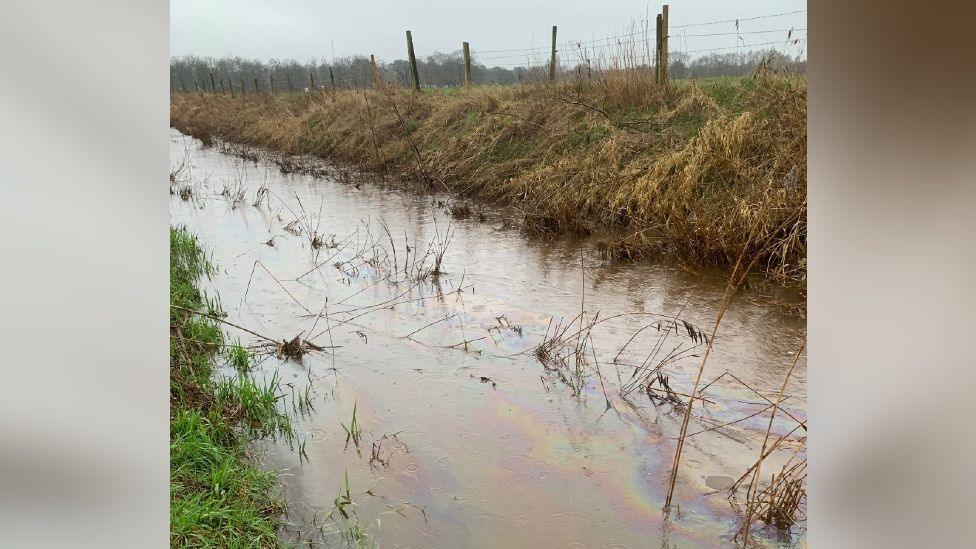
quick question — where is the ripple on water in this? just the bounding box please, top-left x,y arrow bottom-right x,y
306,428 -> 327,443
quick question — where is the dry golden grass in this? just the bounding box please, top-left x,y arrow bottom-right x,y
171,73 -> 806,284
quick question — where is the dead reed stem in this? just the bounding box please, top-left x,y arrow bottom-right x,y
701,370 -> 807,432
242,260 -> 313,314
663,229 -> 766,513
740,341 -> 806,546
170,304 -> 278,344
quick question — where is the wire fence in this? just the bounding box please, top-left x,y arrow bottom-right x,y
171,6 -> 807,92
469,8 -> 807,69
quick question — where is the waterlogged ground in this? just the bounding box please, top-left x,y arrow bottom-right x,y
170,128 -> 806,548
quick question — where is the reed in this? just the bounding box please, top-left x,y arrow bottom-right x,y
737,343 -> 806,545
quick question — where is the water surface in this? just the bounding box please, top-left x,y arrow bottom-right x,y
170,129 -> 806,548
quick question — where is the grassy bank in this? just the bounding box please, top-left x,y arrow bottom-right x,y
170,226 -> 291,547
171,73 -> 806,283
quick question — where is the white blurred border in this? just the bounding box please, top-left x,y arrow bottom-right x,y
810,2 -> 976,547
0,1 -> 168,547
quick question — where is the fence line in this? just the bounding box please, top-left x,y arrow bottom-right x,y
472,31 -> 807,69
673,39 -> 804,56
172,5 -> 806,93
670,9 -> 806,29
476,29 -> 807,61
471,8 -> 806,55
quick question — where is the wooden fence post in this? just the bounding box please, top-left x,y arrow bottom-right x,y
329,67 -> 336,93
662,4 -> 669,84
254,77 -> 260,93
286,74 -> 293,92
463,42 -> 472,86
370,54 -> 379,88
229,79 -> 235,97
406,30 -> 420,91
655,14 -> 662,83
210,71 -> 216,92
240,79 -> 245,95
549,25 -> 558,82
219,78 -> 225,93
310,71 -> 316,91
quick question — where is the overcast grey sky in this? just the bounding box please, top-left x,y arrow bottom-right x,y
171,0 -> 806,66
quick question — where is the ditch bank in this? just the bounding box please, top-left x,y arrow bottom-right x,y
170,75 -> 806,285
169,227 -> 293,547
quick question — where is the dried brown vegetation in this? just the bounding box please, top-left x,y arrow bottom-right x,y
171,73 -> 805,283
449,202 -> 472,220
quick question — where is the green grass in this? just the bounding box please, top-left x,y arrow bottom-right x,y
327,470 -> 377,548
330,469 -> 355,520
341,402 -> 362,450
170,409 -> 282,548
569,122 -> 609,149
215,372 -> 293,440
421,86 -> 463,97
227,341 -> 250,371
170,226 -> 292,548
340,520 -> 375,548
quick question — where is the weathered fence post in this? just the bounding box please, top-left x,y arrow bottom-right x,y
310,71 -> 316,91
406,30 -> 420,91
229,79 -> 235,97
210,71 -> 216,92
254,77 -> 260,93
329,67 -> 336,93
549,25 -> 558,82
462,42 -> 472,86
370,54 -> 379,88
655,13 -> 663,83
662,4 -> 669,84
286,74 -> 293,92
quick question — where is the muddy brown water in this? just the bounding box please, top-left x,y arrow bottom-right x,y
170,129 -> 806,548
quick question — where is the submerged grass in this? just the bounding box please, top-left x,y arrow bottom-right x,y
171,72 -> 806,284
341,401 -> 363,451
170,226 -> 292,548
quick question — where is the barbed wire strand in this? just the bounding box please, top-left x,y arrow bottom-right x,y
473,36 -> 806,68
473,29 -> 807,63
472,9 -> 806,55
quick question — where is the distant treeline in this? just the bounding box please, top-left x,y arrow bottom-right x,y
170,50 -> 805,91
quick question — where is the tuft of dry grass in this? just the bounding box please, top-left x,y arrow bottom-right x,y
449,202 -> 472,220
171,72 -> 806,284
